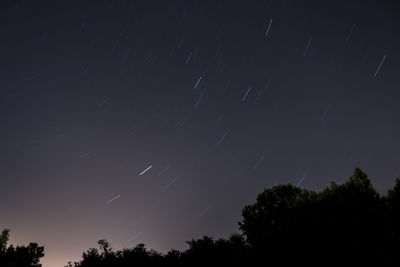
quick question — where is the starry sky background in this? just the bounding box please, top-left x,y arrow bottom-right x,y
1,0 -> 400,266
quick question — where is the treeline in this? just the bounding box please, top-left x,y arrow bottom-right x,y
1,167 -> 400,266
66,168 -> 400,266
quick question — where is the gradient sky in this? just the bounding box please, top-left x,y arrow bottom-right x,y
1,0 -> 400,266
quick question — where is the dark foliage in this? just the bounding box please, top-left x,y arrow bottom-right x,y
240,167 -> 390,265
65,168 -> 400,266
0,229 -> 44,267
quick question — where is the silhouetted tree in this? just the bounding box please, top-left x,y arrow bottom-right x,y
0,229 -> 10,253
0,229 -> 44,267
315,168 -> 387,265
239,167 -> 388,265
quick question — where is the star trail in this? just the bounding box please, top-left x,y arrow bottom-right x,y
0,0 -> 400,266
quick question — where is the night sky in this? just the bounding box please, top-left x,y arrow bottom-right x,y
1,0 -> 400,266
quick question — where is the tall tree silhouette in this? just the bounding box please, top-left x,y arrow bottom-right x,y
239,183 -> 317,264
239,167 -> 387,265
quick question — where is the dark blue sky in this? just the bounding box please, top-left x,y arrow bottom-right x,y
1,0 -> 399,266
